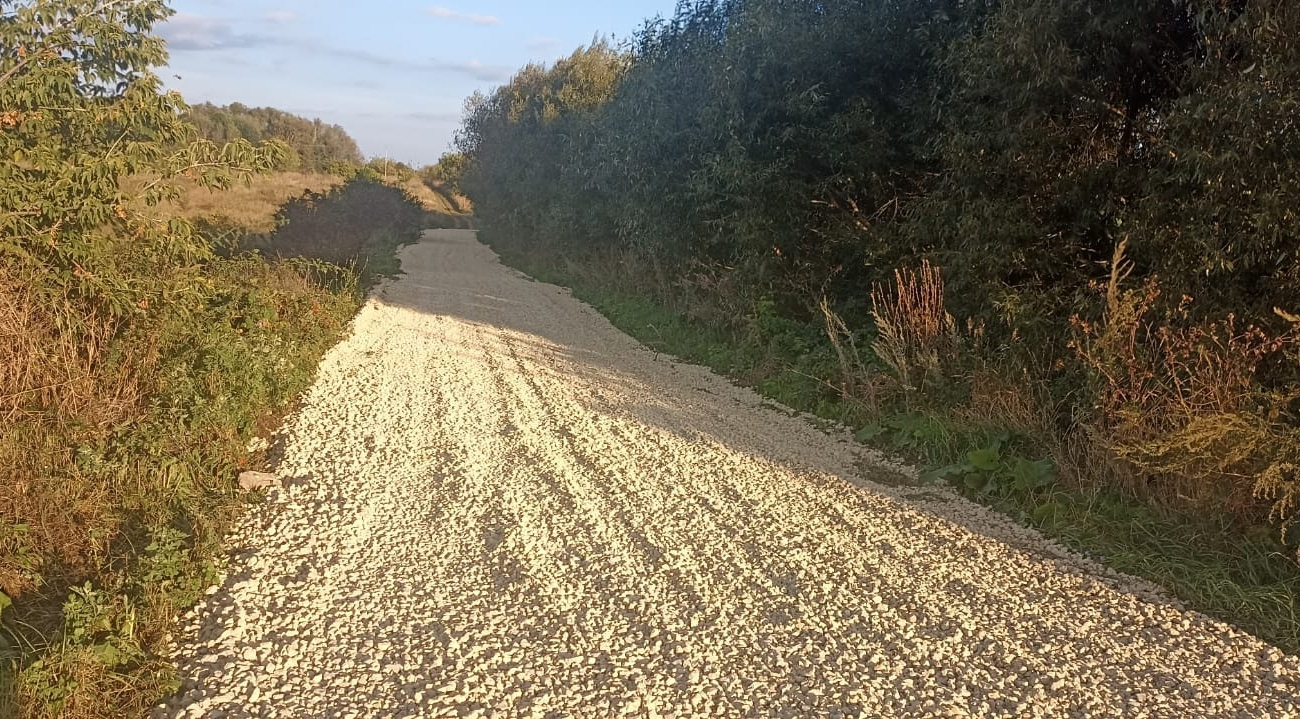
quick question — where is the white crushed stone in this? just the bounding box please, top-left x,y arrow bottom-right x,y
157,230 -> 1300,719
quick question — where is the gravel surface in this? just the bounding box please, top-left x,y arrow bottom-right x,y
159,230 -> 1300,719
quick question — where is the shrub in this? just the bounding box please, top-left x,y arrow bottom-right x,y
1,251 -> 361,718
235,176 -> 427,286
1071,244 -> 1300,524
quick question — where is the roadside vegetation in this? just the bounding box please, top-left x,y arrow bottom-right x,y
132,171 -> 343,233
455,0 -> 1300,651
0,3 -> 427,717
362,154 -> 474,219
229,173 -> 433,285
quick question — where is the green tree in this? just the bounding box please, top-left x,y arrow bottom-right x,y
1,0 -> 284,319
456,40 -> 627,249
365,155 -> 415,182
420,152 -> 467,193
184,102 -> 363,172
908,0 -> 1300,322
456,0 -> 1300,331
453,0 -> 1300,539
1,4 -> 291,713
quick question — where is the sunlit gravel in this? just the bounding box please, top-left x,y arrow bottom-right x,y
158,230 -> 1300,719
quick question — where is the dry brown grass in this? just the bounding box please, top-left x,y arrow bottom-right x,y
958,367 -> 1048,435
0,266 -> 148,617
819,296 -> 888,412
2,252 -> 367,718
138,171 -> 471,236
1067,243 -> 1300,524
142,172 -> 343,233
870,260 -> 960,391
386,176 -> 471,215
0,278 -> 139,430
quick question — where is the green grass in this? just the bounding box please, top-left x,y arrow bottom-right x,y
513,254 -> 1300,655
525,264 -> 859,423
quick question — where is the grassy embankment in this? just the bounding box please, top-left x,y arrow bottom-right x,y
141,170 -> 471,234
1,172 -> 428,719
390,175 -> 472,219
150,171 -> 343,232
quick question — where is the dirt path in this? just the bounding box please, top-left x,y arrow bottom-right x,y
159,230 -> 1300,719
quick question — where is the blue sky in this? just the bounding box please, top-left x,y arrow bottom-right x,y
159,1 -> 676,166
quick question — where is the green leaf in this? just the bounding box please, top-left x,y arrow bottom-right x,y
91,642 -> 124,667
966,446 -> 1001,472
921,464 -> 964,485
1009,457 -> 1056,492
855,423 -> 886,442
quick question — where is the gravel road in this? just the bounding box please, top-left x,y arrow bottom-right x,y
159,230 -> 1300,719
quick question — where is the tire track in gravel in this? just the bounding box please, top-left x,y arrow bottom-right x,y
159,229 -> 1300,719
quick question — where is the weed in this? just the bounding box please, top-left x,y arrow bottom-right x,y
820,296 -> 883,412
1071,241 -> 1300,527
924,434 -> 1057,498
870,260 -> 960,394
0,175 -> 428,716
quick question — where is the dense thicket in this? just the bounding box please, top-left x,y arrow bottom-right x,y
186,102 -> 364,172
457,1 -> 1300,538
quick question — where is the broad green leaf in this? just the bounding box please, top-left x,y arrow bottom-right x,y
966,447 -> 1001,473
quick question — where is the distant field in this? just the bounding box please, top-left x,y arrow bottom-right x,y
140,172 -> 470,233
141,171 -> 345,233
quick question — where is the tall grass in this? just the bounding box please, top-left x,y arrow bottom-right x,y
870,261 -> 960,395
392,175 -> 468,216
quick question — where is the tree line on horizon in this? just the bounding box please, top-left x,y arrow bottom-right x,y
186,102 -> 469,190
455,0 -> 1300,545
186,102 -> 364,173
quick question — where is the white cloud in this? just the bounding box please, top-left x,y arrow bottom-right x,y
265,10 -> 298,23
161,13 -> 269,51
163,12 -> 511,84
428,6 -> 500,26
